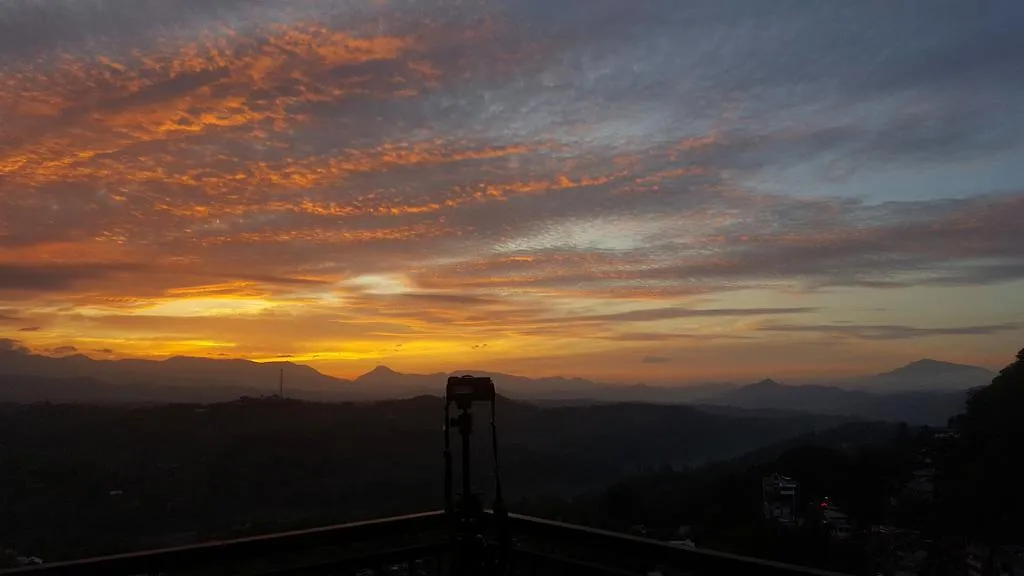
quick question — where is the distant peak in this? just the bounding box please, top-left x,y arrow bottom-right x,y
907,358 -> 946,367
162,355 -> 203,363
356,365 -> 401,380
880,358 -> 988,377
752,378 -> 782,388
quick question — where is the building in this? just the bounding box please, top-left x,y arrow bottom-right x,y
904,468 -> 936,502
762,473 -> 799,525
821,508 -> 853,540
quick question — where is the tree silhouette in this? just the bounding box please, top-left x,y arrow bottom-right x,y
943,347 -> 1024,543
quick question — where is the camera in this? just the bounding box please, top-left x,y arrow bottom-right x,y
446,375 -> 495,409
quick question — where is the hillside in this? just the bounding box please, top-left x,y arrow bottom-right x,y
0,396 -> 854,560
519,349 -> 1024,574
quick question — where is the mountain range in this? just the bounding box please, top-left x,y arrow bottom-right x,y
702,378 -> 966,425
0,348 -> 994,424
692,359 -> 994,424
0,350 -> 353,399
0,349 -> 711,403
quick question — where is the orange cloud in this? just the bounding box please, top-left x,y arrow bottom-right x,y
0,23 -> 432,188
200,223 -> 452,245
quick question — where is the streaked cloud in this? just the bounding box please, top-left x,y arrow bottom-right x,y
758,322 -> 1024,342
2,0 -> 1023,380
545,307 -> 817,325
0,263 -> 146,292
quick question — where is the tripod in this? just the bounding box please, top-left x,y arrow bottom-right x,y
443,376 -> 508,576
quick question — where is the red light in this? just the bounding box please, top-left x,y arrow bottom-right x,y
820,502 -> 828,508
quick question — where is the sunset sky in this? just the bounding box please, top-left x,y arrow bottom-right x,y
1,1 -> 1022,383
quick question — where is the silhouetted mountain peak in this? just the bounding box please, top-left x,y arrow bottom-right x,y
878,358 -> 990,379
356,365 -> 402,382
750,378 -> 783,389
162,355 -> 251,366
860,358 -> 995,392
264,362 -> 321,378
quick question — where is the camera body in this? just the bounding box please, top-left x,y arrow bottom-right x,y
446,375 -> 495,409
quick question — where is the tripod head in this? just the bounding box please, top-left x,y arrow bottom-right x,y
443,375 -> 507,576
447,375 -> 495,410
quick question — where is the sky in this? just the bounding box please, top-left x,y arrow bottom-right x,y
1,0 -> 1023,383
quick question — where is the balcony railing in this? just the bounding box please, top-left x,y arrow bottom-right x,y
0,511 -> 848,576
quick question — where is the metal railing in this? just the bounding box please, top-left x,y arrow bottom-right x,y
0,511 -> 848,576
0,511 -> 447,576
500,513 -> 847,576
